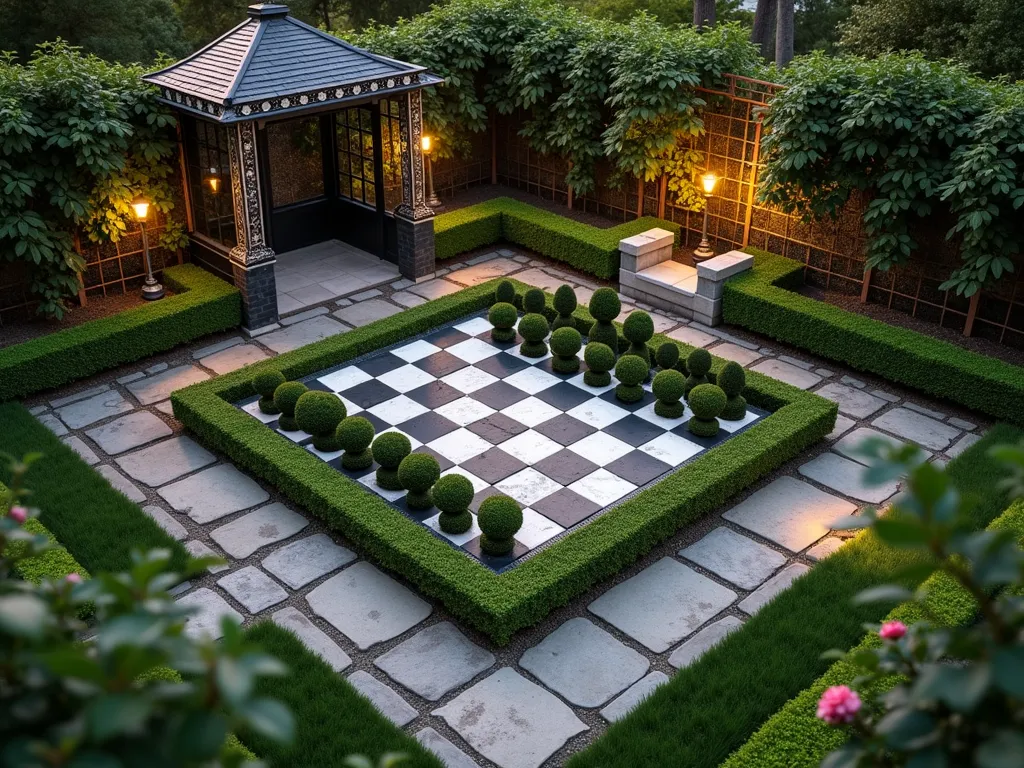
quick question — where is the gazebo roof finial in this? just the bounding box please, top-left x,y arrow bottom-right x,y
247,3 -> 289,19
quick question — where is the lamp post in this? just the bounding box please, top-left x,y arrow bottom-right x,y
693,172 -> 719,264
421,135 -> 443,210
131,195 -> 165,301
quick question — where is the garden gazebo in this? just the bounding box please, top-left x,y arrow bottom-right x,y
144,3 -> 442,328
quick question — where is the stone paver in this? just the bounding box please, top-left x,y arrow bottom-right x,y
511,268 -> 564,292
217,566 -> 288,613
710,342 -> 760,366
588,558 -> 736,653
271,606 -> 352,671
201,344 -> 269,374
259,316 -> 349,354
334,298 -> 403,327
114,435 -> 216,486
141,504 -> 187,540
60,435 -> 100,465
827,414 -> 857,441
177,588 -> 242,640
348,670 -> 418,727
814,382 -> 886,419
184,540 -> 229,573
799,453 -> 899,504
159,465 -> 270,524
679,527 -> 787,590
375,621 -> 495,701
871,407 -> 961,452
905,402 -> 946,420
38,413 -> 69,436
739,563 -> 811,614
126,365 -> 211,405
306,561 -> 432,649
416,728 -> 481,768
85,411 -> 172,455
95,464 -> 146,502
949,417 -> 977,431
806,536 -> 847,561
261,533 -> 355,588
392,290 -> 428,308
408,278 -> 463,300
445,258 -> 520,287
948,432 -> 982,458
723,476 -> 857,552
599,671 -> 669,723
209,503 -> 309,558
750,359 -> 822,389
50,384 -> 110,409
432,667 -> 588,768
520,618 -> 649,707
56,390 -> 134,429
192,337 -> 243,359
668,615 -> 744,669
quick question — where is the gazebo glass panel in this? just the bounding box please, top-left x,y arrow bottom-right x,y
380,99 -> 405,214
335,107 -> 376,208
267,117 -> 325,208
184,118 -> 236,248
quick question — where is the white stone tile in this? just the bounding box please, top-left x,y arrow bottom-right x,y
427,428 -> 492,464
318,365 -> 372,392
638,432 -> 703,465
570,468 -> 636,506
453,316 -> 494,336
241,399 -> 280,424
504,344 -> 554,365
442,366 -> 499,394
441,467 -> 488,494
497,430 -> 562,464
447,337 -> 503,364
496,467 -> 563,506
568,432 -> 634,465
376,427 -> 422,450
717,408 -> 760,433
567,371 -> 616,395
262,533 -> 356,588
499,397 -> 561,428
358,471 -> 410,502
425,511 -> 482,546
516,508 -> 565,548
392,339 -> 443,362
567,398 -> 629,429
217,566 -> 288,613
210,503 -> 309,558
503,366 -> 560,395
679,527 -> 786,589
376,364 -> 437,394
368,395 -> 429,425
634,401 -> 691,429
177,588 -> 242,640
436,397 -> 496,427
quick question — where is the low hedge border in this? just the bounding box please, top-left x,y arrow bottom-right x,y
721,497 -> 1024,768
567,423 -> 1022,768
0,264 -> 241,402
434,197 -> 681,279
172,278 -> 835,644
722,248 -> 1024,424
0,402 -> 190,574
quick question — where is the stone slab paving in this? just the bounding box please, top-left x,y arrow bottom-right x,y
415,728 -> 481,768
271,606 -> 352,671
668,615 -> 745,669
217,566 -> 289,613
259,315 -> 349,354
347,670 -> 419,726
375,621 -> 495,701
334,298 -> 404,327
200,344 -> 269,375
738,563 -> 812,615
142,504 -> 188,540
56,390 -> 134,429
806,536 -> 847,561
814,382 -> 887,419
95,464 -> 146,502
708,342 -> 761,366
749,359 -> 822,390
799,453 -> 900,504
159,465 -> 270,524
948,432 -> 982,458
126,365 -> 210,405
261,533 -> 355,588
60,435 -> 100,465
209,503 -> 309,558
177,588 -> 242,640
871,407 -> 961,452
85,410 -> 172,455
679,527 -> 787,590
599,671 -> 670,723
827,414 -> 857,441
114,435 -> 216,486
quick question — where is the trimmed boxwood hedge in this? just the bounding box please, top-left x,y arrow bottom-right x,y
722,248 -> 1024,424
172,278 -> 835,645
0,264 -> 241,402
433,197 -> 681,279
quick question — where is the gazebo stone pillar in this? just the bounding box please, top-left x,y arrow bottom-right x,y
395,89 -> 436,282
227,121 -> 279,330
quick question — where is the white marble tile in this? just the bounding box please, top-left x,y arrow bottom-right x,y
377,364 -> 437,393
453,317 -> 495,336
376,427 -> 422,450
567,398 -> 630,429
568,432 -> 634,466
368,395 -> 429,425
496,468 -> 563,506
358,471 -> 407,502
570,469 -> 637,506
505,344 -> 554,364
517,508 -> 565,548
276,427 -> 311,443
639,433 -> 703,465
446,338 -> 503,364
338,395 -> 364,415
717,409 -> 760,433
427,429 -> 492,464
634,401 -> 691,430
504,366 -> 561,395
424,511 -> 481,546
442,366 -> 499,394
498,430 -> 563,464
435,397 -> 496,427
567,372 -> 616,395
499,397 -> 562,428
441,467 -> 489,494
242,399 -> 279,424
392,340 -> 443,362
307,444 -> 343,462
319,365 -> 372,392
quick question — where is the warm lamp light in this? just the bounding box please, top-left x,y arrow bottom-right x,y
205,170 -> 222,195
701,172 -> 718,196
131,195 -> 150,221
130,193 -> 163,301
420,134 -> 432,154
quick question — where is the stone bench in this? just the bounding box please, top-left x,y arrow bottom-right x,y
617,228 -> 753,326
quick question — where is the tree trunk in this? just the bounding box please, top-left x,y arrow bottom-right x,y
751,0 -> 776,57
775,0 -> 794,67
693,0 -> 716,30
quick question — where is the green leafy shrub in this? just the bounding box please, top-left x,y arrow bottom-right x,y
615,354 -> 648,403
337,416 -> 375,471
433,473 -> 475,534
523,287 -> 546,314
688,383 -> 726,437
253,370 -> 286,415
273,381 -> 308,432
495,279 -> 517,305
478,494 -> 523,556
550,327 -> 583,373
656,341 -> 680,371
584,341 -> 616,387
684,348 -> 712,398
552,284 -> 578,330
653,369 -> 687,418
717,361 -> 747,421
488,302 -> 518,343
398,453 -> 441,510
622,310 -> 654,364
295,391 -> 347,451
518,313 -> 549,357
588,287 -> 621,352
372,431 -> 412,491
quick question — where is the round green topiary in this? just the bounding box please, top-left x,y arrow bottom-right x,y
583,342 -> 615,387
622,311 -> 654,363
295,391 -> 347,451
589,287 -> 621,322
253,370 -> 286,414
684,348 -> 713,397
550,327 -> 582,373
433,473 -> 475,534
398,452 -> 441,510
518,313 -> 549,357
523,288 -> 546,314
495,279 -> 516,305
652,369 -> 687,418
478,494 -> 523,556
552,284 -> 578,330
716,361 -> 748,421
337,416 -> 375,471
614,354 -> 648,403
372,431 -> 412,490
687,383 -> 727,437
489,302 -> 518,343
655,342 -> 680,371
273,381 -> 308,431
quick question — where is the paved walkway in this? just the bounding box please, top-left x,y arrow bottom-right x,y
23,247 -> 985,768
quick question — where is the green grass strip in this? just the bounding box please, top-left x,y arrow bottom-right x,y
568,423 -> 1022,768
239,623 -> 442,767
0,264 -> 241,402
0,402 -> 189,574
722,249 -> 1024,424
1,480 -> 90,586
722,497 -> 1024,768
434,197 -> 681,278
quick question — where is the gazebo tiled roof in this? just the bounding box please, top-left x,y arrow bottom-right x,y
144,3 -> 442,123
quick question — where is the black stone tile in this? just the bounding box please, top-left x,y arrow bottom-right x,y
605,450 -> 673,486
533,381 -> 592,411
470,380 -> 530,411
414,350 -> 469,378
532,449 -> 599,485
360,412 -> 391,433
424,327 -> 472,349
327,456 -> 377,480
461,448 -> 528,484
302,379 -> 334,393
467,413 -> 529,445
412,445 -> 455,471
391,494 -> 437,522
670,422 -> 730,450
406,380 -> 464,409
532,488 -> 602,528
534,414 -> 597,447
598,388 -> 656,413
401,411 -> 460,444
340,379 -> 401,409
474,351 -> 531,379
462,535 -> 530,570
537,357 -> 589,379
357,352 -> 407,377
603,414 -> 667,447
486,331 -> 522,350
469,485 -> 503,513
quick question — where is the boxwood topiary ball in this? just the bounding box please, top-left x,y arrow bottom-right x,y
495,279 -> 516,305
337,416 -> 375,471
583,342 -> 615,387
614,354 -> 648,403
588,287 -> 621,323
656,341 -> 680,371
273,381 -> 308,430
623,311 -> 654,344
295,391 -> 347,450
253,370 -> 286,413
489,302 -> 518,343
433,474 -> 475,534
687,348 -> 712,377
552,284 -> 578,330
717,361 -> 745,397
398,452 -> 441,510
372,431 -> 412,490
518,313 -> 549,357
688,383 -> 727,419
550,327 -> 582,373
523,288 -> 546,314
478,494 -> 523,556
653,369 -> 686,418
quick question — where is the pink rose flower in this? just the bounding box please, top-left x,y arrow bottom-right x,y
879,620 -> 907,641
8,506 -> 27,524
65,573 -> 82,585
817,685 -> 862,726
